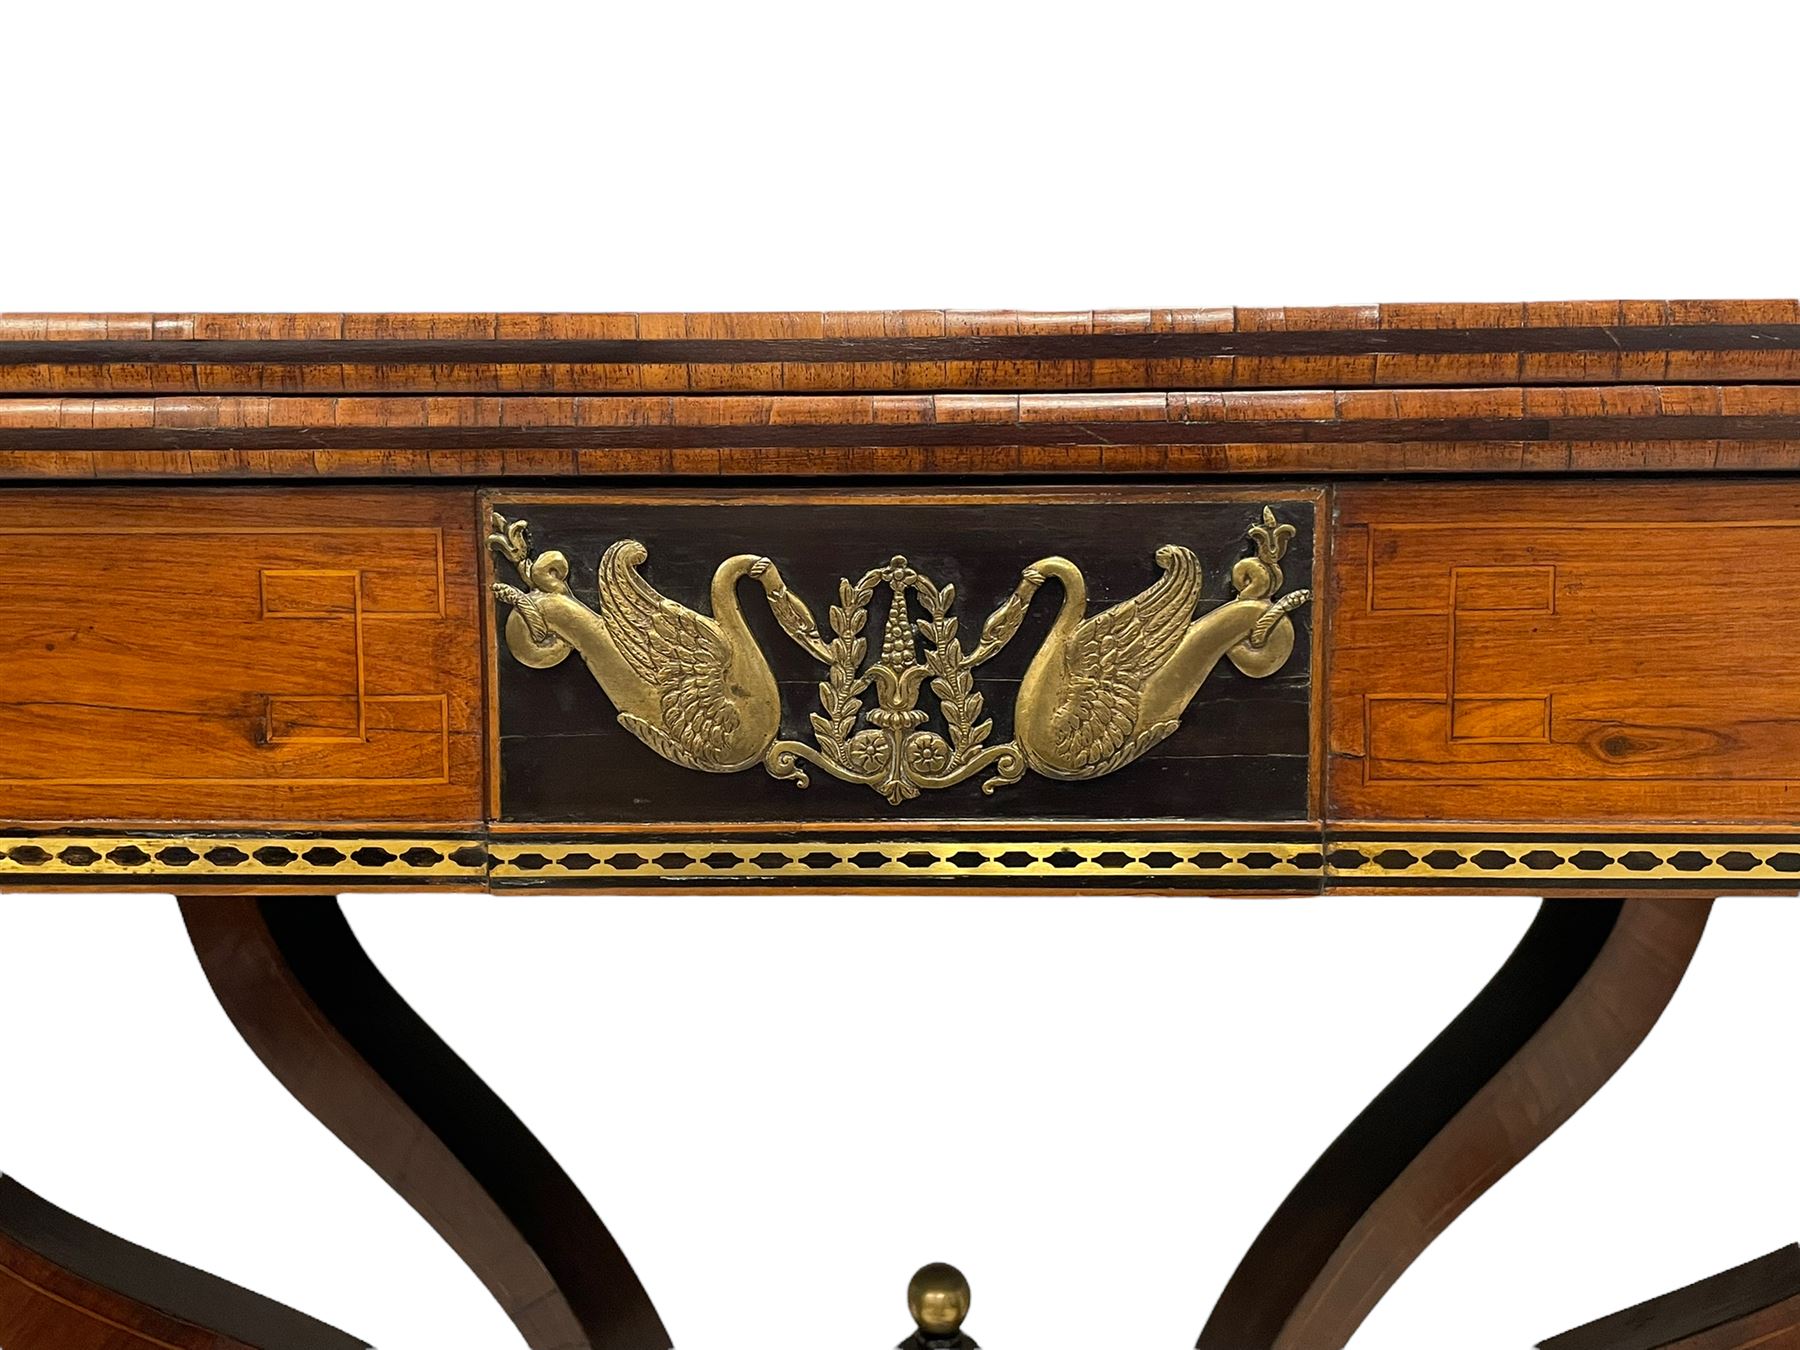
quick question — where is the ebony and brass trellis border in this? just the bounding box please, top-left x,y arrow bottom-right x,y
1324,832 -> 1800,889
10,829 -> 1800,891
487,835 -> 1324,890
0,833 -> 489,886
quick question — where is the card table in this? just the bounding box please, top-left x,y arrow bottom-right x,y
1,304 -> 1792,1348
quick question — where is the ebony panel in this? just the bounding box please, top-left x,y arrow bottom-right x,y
488,490 -> 1317,826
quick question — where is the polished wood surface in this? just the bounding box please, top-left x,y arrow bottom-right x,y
1330,482 -> 1800,825
7,384 -> 1800,479
4,302 -> 1798,396
0,489 -> 483,827
1199,897 -> 1712,1350
0,1175 -> 366,1350
180,895 -> 669,1350
9,478 -> 1800,890
1540,1245 -> 1800,1349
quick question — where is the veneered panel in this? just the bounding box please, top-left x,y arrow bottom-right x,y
0,1175 -> 367,1350
0,489 -> 482,826
1330,482 -> 1800,825
3,302 -> 1799,398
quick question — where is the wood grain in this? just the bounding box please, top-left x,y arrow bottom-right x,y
181,895 -> 669,1350
11,314 -> 1800,879
1540,1245 -> 1800,1349
0,1175 -> 366,1350
5,385 -> 1800,479
1329,482 -> 1800,826
1199,897 -> 1712,1350
1,303 -> 1796,395
0,489 -> 483,827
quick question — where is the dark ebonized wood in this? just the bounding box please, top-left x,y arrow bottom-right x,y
1198,898 -> 1713,1350
181,895 -> 670,1350
494,495 -> 1314,825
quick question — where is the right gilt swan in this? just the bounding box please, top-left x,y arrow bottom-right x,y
1000,510 -> 1311,781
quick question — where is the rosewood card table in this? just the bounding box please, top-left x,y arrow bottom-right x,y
1,303 -> 1794,1350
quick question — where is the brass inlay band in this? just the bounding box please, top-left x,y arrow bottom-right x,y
489,507 -> 1311,801
6,834 -> 1797,887
488,839 -> 1324,881
0,835 -> 486,881
1327,840 -> 1800,883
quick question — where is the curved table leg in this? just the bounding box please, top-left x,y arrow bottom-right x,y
1539,1242 -> 1800,1349
1198,896 -> 1713,1350
0,1172 -> 367,1350
179,894 -> 670,1350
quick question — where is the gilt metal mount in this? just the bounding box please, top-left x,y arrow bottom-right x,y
490,507 -> 1310,802
900,1262 -> 977,1350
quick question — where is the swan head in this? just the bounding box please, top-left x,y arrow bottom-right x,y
1231,555 -> 1273,599
529,551 -> 570,593
746,557 -> 796,598
1022,556 -> 1082,589
1155,544 -> 1179,567
746,558 -> 823,644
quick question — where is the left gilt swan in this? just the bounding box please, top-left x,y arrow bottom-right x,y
489,513 -> 821,772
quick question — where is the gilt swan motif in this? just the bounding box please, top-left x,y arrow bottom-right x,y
489,513 -> 819,772
1002,508 -> 1312,780
489,506 -> 1310,798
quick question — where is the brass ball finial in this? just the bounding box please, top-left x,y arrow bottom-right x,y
907,1262 -> 971,1336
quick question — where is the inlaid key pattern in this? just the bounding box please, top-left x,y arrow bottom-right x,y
0,490 -> 483,826
1329,482 -> 1800,824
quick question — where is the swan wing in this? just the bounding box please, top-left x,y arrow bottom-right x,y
646,610 -> 742,764
1049,546 -> 1203,771
598,540 -> 741,764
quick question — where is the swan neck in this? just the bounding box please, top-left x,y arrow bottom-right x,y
1038,558 -> 1086,638
1184,599 -> 1272,668
710,555 -> 764,635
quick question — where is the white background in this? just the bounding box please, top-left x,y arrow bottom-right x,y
3,2 -> 1799,1348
